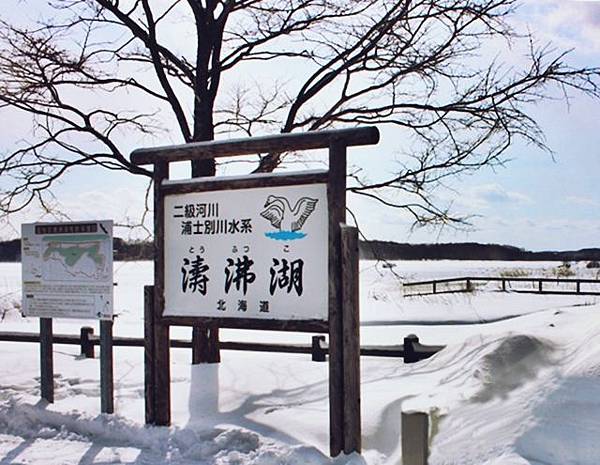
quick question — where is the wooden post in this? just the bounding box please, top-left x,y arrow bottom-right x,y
327,141 -> 346,457
80,326 -> 95,358
153,160 -> 171,426
402,412 -> 429,465
192,326 -> 207,364
404,334 -> 419,363
311,335 -> 326,362
538,280 -> 543,293
192,325 -> 220,364
432,282 -> 436,294
40,318 -> 54,403
341,225 -> 361,454
154,320 -> 171,425
577,281 -> 581,293
144,285 -> 156,424
100,319 -> 114,414
502,279 -> 506,292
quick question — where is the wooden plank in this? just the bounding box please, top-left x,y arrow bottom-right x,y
327,141 -> 347,457
131,127 -> 379,165
39,318 -> 54,403
341,225 -> 361,454
159,316 -> 329,333
100,319 -> 114,414
161,170 -> 329,195
144,285 -> 156,425
153,161 -> 171,426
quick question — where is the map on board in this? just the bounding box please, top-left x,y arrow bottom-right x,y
21,221 -> 114,320
41,234 -> 111,282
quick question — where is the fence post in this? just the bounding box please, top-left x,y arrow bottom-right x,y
80,326 -> 95,358
577,281 -> 581,293
312,335 -> 326,362
432,282 -> 436,294
404,334 -> 419,363
538,280 -> 543,293
402,411 -> 429,465
100,319 -> 114,414
192,325 -> 221,364
40,318 -> 54,403
502,279 -> 506,292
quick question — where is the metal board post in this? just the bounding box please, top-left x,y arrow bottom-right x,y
40,318 -> 54,403
100,319 -> 114,414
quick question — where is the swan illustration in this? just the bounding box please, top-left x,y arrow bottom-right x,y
260,195 -> 319,232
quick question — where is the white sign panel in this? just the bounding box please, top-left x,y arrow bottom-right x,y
21,221 -> 114,320
164,183 -> 328,320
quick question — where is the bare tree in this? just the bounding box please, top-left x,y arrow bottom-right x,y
1,0 -> 599,227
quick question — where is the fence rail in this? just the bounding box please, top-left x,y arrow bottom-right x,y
403,276 -> 600,297
0,328 -> 443,363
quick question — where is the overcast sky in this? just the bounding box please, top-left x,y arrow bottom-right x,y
1,0 -> 599,251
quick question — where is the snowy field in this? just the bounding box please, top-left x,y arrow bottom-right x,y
1,260 -> 599,464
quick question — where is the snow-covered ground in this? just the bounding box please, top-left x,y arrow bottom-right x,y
1,260 -> 599,464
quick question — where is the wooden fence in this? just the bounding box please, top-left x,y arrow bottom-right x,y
403,276 -> 600,297
0,328 -> 443,363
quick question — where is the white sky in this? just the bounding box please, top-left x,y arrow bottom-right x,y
1,0 -> 599,251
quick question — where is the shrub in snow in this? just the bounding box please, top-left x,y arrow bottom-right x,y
553,262 -> 575,277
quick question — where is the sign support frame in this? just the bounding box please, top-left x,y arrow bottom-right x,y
133,126 -> 378,456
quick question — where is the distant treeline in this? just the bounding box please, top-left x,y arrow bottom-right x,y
1,238 -> 599,262
359,241 -> 600,262
0,238 -> 153,262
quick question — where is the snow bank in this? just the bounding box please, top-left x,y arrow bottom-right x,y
1,261 -> 600,464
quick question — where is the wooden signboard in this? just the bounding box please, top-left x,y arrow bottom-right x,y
162,176 -> 328,322
132,126 -> 379,456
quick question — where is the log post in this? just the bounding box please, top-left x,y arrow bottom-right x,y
144,285 -> 156,424
402,411 -> 429,465
341,224 -> 361,454
192,325 -> 220,364
153,160 -> 171,426
404,334 -> 419,364
311,335 -> 327,362
327,141 -> 347,457
80,326 -> 95,358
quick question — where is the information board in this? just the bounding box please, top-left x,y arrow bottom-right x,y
21,221 -> 114,320
163,183 -> 328,320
